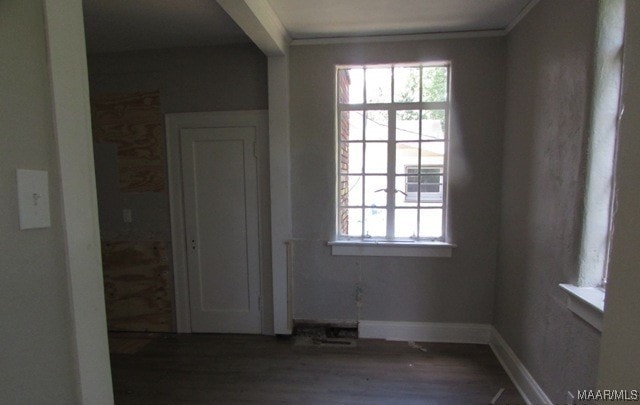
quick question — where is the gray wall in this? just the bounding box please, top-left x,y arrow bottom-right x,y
89,44 -> 268,113
494,0 -> 601,402
289,38 -> 506,323
0,1 -> 77,402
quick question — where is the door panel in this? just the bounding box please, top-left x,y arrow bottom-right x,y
180,127 -> 261,333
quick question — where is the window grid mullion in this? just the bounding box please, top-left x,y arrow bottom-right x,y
417,128 -> 423,238
439,66 -> 450,239
361,125 -> 366,236
338,101 -> 447,111
361,68 -> 367,237
417,67 -> 424,238
387,73 -> 396,238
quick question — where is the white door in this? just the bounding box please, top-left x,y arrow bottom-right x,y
180,127 -> 261,333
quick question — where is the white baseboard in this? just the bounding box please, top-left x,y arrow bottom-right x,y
489,328 -> 552,405
358,320 -> 492,344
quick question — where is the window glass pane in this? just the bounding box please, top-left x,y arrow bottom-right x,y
342,142 -> 363,174
422,66 -> 448,102
365,110 -> 388,141
366,68 -> 392,103
364,142 -> 387,174
339,68 -> 364,104
340,208 -> 363,237
340,111 -> 363,141
395,175 -> 420,207
422,110 -> 445,140
419,173 -> 443,205
365,207 -> 386,237
396,110 -> 420,141
421,169 -> 442,193
421,141 -> 445,167
363,175 -> 387,206
419,208 -> 443,238
394,67 -> 420,102
397,169 -> 443,205
395,142 -> 420,174
339,175 -> 363,207
395,208 -> 418,238
420,202 -> 443,209
422,181 -> 441,193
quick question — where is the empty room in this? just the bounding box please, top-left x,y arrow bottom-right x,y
1,0 -> 639,404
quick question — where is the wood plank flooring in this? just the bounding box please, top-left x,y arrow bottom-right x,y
109,333 -> 524,404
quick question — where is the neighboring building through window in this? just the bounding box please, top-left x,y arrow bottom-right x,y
336,64 -> 450,241
405,165 -> 443,203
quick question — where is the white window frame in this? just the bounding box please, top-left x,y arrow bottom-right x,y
560,0 -> 625,330
334,63 -> 451,245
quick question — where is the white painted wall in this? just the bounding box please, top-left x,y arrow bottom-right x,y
0,2 -> 77,402
0,0 -> 112,403
268,55 -> 294,334
598,0 -> 640,393
44,0 -> 113,401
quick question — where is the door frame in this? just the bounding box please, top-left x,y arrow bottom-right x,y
166,110 -> 271,333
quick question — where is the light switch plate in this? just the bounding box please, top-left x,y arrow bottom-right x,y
17,169 -> 51,229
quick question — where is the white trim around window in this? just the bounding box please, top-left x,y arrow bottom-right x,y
335,63 -> 451,247
329,240 -> 455,257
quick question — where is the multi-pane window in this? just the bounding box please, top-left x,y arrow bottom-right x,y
337,64 -> 449,241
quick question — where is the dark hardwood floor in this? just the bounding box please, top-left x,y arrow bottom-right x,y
109,333 -> 524,404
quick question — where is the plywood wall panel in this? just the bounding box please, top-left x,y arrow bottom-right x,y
102,241 -> 173,332
91,91 -> 165,192
91,91 -> 174,332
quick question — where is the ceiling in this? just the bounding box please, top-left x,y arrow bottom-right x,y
267,0 -> 532,39
82,0 -> 250,53
83,0 -> 535,54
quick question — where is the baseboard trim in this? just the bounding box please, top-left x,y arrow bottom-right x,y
358,320 -> 492,344
489,328 -> 552,405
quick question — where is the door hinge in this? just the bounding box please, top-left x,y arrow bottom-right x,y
258,295 -> 262,310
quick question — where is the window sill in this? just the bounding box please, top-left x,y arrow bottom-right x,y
328,240 -> 455,257
559,284 -> 605,332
